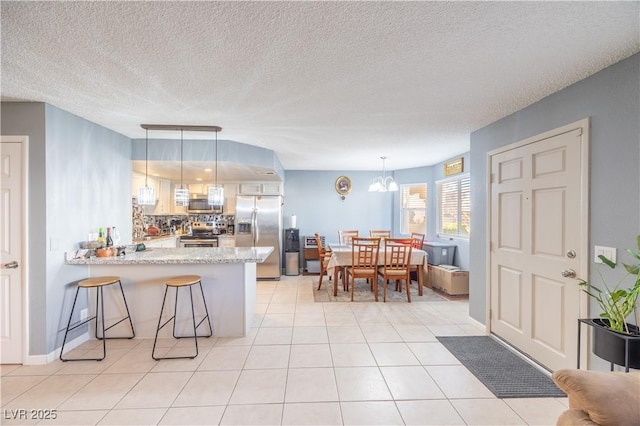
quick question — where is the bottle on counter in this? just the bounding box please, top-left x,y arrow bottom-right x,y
112,226 -> 121,246
98,227 -> 106,245
106,227 -> 114,247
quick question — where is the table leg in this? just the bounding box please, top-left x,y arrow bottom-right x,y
417,260 -> 424,296
333,267 -> 339,297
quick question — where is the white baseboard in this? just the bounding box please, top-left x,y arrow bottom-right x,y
23,332 -> 89,365
468,315 -> 487,333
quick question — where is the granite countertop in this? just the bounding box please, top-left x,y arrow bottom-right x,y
65,247 -> 273,265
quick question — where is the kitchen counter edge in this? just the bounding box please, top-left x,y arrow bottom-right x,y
65,247 -> 273,265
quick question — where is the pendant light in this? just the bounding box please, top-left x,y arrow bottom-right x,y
138,128 -> 156,205
208,127 -> 224,206
174,129 -> 189,206
368,156 -> 398,192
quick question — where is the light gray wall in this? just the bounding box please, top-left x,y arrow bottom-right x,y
469,53 -> 640,338
45,105 -> 132,352
283,171 -> 394,243
1,102 -> 132,355
284,160 -> 472,270
132,137 -> 285,180
427,153 -> 471,270
1,103 -> 48,355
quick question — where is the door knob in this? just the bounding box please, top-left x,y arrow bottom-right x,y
561,269 -> 576,278
2,261 -> 19,269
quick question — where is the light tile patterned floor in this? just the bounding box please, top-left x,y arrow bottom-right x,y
0,275 -> 568,425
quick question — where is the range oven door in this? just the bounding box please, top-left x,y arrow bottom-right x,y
179,239 -> 218,248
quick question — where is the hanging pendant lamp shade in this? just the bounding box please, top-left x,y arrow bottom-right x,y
138,128 -> 156,205
368,156 -> 398,192
174,130 -> 189,206
208,127 -> 224,206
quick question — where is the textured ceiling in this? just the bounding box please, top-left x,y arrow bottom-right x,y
2,1 -> 639,171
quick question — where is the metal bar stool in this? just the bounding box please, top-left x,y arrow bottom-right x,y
60,276 -> 135,362
152,275 -> 213,360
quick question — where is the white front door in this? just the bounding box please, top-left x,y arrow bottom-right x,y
0,137 -> 25,364
489,120 -> 589,371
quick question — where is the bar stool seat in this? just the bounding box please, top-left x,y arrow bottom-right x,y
152,275 -> 213,360
60,276 -> 135,362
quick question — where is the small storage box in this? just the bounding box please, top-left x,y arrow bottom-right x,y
429,265 -> 469,295
423,242 -> 457,265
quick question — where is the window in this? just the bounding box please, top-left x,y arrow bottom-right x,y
437,174 -> 470,238
400,183 -> 427,235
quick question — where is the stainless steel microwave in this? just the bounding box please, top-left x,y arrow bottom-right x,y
187,197 -> 223,214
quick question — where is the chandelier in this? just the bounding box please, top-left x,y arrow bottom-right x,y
369,156 -> 398,192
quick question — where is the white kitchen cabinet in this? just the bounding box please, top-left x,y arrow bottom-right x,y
188,183 -> 208,195
143,236 -> 178,248
154,179 -> 172,215
218,236 -> 236,248
224,184 -> 238,214
238,182 -> 282,195
132,172 -> 159,200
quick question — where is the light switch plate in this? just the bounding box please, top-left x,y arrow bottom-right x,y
594,245 -> 616,264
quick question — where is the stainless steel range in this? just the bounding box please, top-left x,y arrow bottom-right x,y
179,222 -> 219,248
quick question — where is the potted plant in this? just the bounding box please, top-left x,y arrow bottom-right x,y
577,236 -> 640,370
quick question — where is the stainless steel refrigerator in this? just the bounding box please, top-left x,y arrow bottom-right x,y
235,195 -> 282,279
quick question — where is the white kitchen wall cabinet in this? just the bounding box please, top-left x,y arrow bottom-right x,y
153,179 -> 172,215
188,183 -> 208,195
238,182 -> 282,195
132,172 -> 159,200
224,184 -> 238,214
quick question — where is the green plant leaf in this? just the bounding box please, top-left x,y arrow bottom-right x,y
598,255 -> 616,268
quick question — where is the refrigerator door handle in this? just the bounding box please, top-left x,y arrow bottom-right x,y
252,208 -> 258,245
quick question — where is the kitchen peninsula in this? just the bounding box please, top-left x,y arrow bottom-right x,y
65,247 -> 273,338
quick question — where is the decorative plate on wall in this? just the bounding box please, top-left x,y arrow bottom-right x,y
335,176 -> 352,196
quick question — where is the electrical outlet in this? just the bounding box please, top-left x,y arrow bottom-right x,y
594,245 -> 616,264
80,308 -> 88,320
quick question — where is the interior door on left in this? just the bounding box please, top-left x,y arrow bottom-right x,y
1,138 -> 24,364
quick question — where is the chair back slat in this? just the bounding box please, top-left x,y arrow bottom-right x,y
410,233 -> 425,250
369,230 -> 391,238
383,238 -> 413,272
339,230 -> 359,245
351,237 -> 380,270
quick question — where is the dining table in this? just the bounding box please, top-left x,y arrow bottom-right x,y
326,243 -> 427,297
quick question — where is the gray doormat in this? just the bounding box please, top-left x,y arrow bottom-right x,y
436,336 -> 566,398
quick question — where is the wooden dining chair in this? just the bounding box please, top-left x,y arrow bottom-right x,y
338,230 -> 359,245
409,233 -> 425,296
378,239 -> 413,302
344,237 -> 381,301
410,233 -> 425,249
315,233 -> 333,291
369,230 -> 391,238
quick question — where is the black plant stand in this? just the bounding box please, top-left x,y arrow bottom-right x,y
577,318 -> 640,372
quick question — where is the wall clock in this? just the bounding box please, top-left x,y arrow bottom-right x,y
335,176 -> 352,196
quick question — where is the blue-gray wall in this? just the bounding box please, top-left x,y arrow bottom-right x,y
284,156 -> 472,270
469,53 -> 640,335
131,138 -> 284,179
2,102 -> 132,356
283,171 -> 394,243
